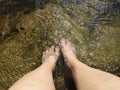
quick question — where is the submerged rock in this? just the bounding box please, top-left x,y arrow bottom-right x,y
0,0 -> 120,90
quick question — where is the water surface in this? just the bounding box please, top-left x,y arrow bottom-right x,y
0,0 -> 120,90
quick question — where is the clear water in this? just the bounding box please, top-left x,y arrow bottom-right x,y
0,0 -> 120,90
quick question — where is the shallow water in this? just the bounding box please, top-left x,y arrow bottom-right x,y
0,0 -> 120,90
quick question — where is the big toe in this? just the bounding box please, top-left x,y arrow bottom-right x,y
60,38 -> 66,47
60,38 -> 72,56
60,38 -> 68,53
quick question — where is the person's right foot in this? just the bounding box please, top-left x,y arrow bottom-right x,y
60,38 -> 78,69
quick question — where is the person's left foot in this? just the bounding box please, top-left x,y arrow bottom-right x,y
42,46 -> 60,71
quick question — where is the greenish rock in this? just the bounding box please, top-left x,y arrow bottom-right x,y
0,0 -> 120,90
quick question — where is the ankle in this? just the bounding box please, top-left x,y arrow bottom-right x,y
42,62 -> 55,71
73,61 -> 90,74
70,59 -> 89,72
67,58 -> 79,71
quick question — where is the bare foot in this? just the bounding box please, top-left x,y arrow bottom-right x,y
42,46 -> 60,71
60,38 -> 78,69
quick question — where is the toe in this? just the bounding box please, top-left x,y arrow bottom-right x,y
46,50 -> 49,53
43,51 -> 45,56
55,46 -> 60,56
60,38 -> 66,47
51,46 -> 55,52
60,38 -> 68,53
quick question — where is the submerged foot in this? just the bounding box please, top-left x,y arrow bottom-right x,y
60,38 -> 78,69
42,46 -> 60,71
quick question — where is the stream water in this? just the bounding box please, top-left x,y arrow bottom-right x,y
0,0 -> 120,90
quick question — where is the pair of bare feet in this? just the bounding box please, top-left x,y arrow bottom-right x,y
42,38 -> 77,72
42,38 -> 78,90
9,38 -> 120,90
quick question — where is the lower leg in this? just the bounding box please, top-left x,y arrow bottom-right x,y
72,61 -> 120,90
9,46 -> 60,90
9,63 -> 55,90
60,38 -> 120,90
